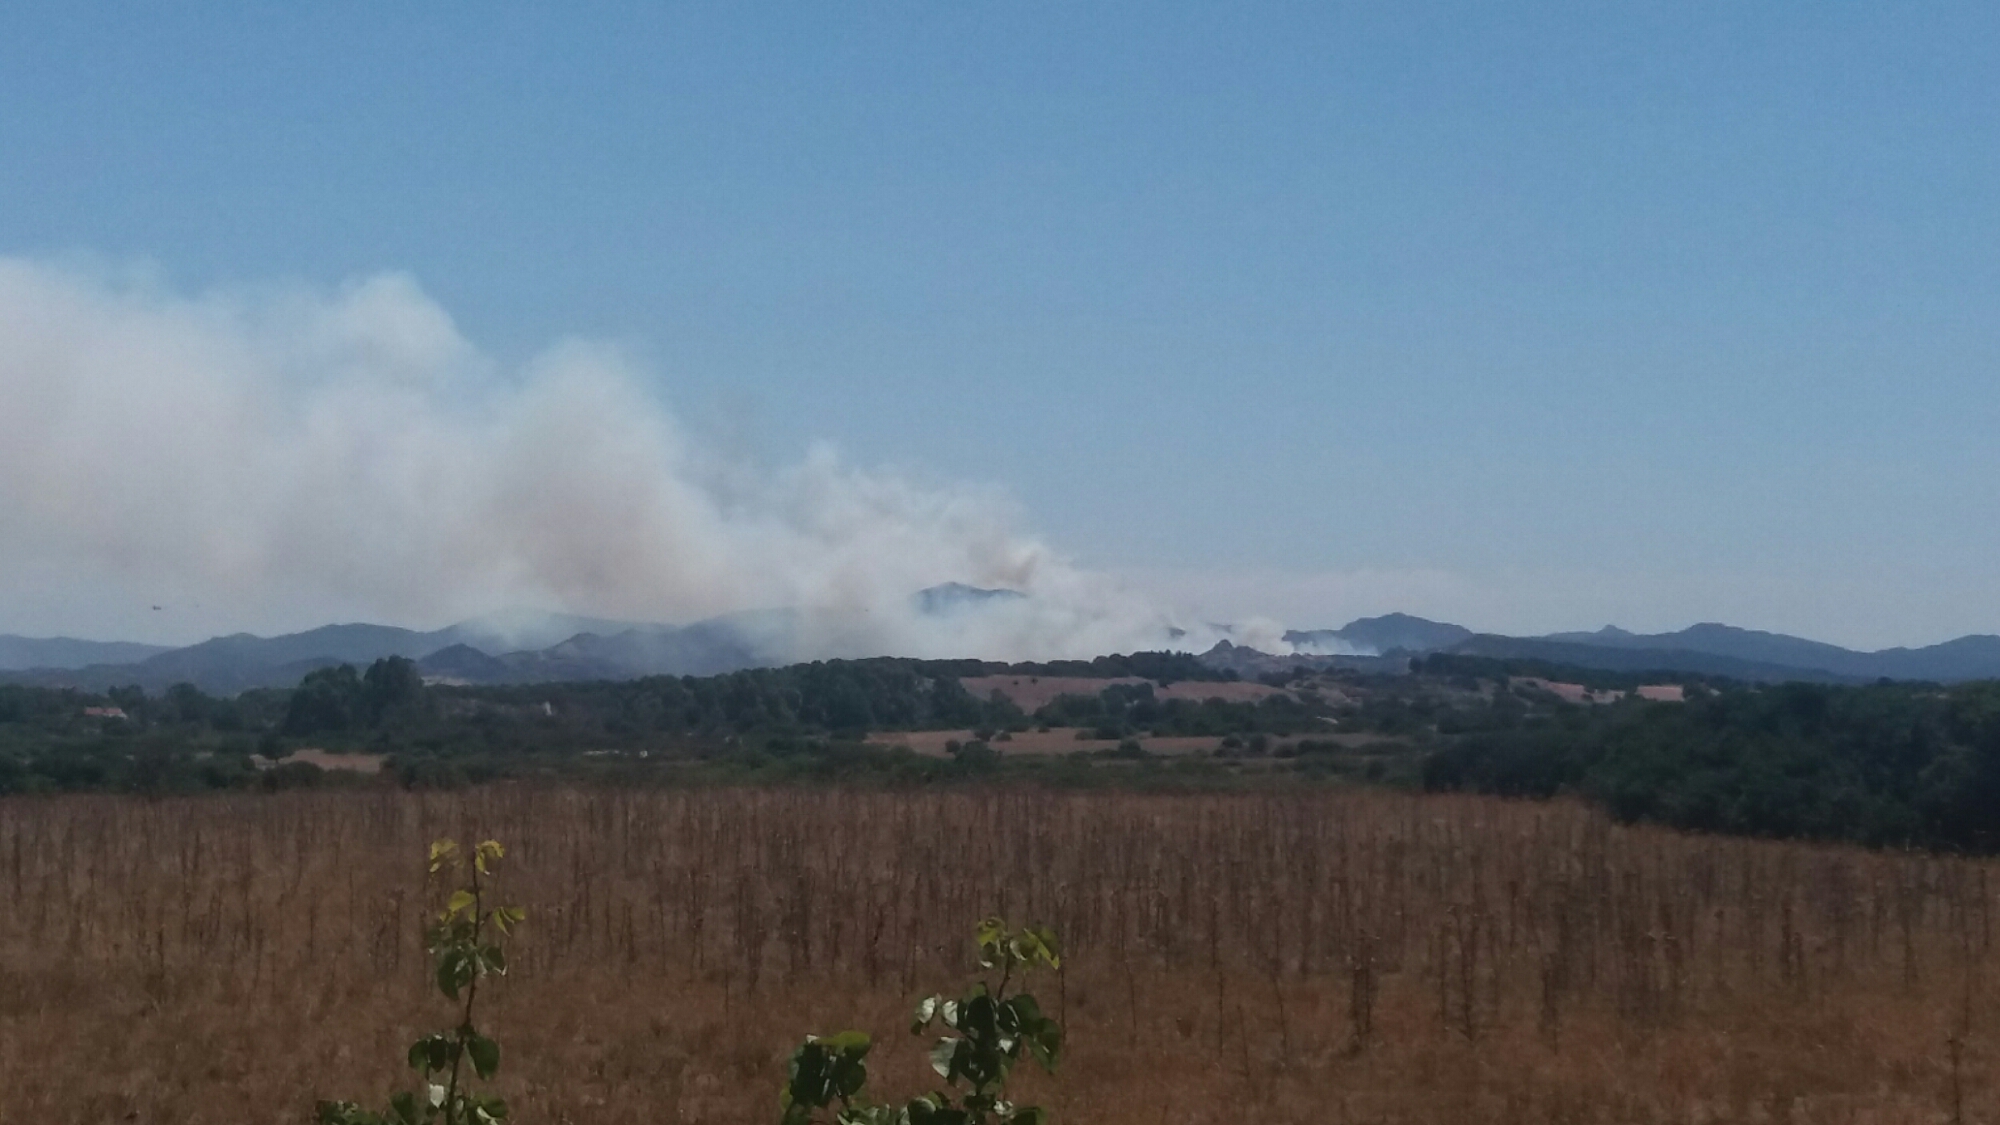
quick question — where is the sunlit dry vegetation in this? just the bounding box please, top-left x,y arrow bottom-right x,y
5,788 -> 1999,1123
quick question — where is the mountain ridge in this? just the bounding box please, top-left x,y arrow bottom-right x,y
0,586 -> 1008,694
1285,613 -> 1474,655
1516,621 -> 2000,682
0,635 -> 176,671
1288,615 -> 2000,684
9,601 -> 2000,695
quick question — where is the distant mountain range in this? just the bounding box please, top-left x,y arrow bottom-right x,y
7,599 -> 2000,696
1280,614 -> 2000,684
0,595 -> 939,695
0,612 -> 784,695
0,635 -> 174,671
1285,613 -> 1473,655
1528,623 -> 2000,682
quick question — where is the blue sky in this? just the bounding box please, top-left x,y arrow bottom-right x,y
4,3 -> 1997,648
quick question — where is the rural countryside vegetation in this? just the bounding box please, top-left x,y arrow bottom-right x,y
9,654 -> 2000,1121
9,652 -> 2000,851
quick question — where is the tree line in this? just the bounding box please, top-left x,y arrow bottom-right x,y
0,653 -> 1250,795
19,645 -> 2000,857
1418,659 -> 2000,852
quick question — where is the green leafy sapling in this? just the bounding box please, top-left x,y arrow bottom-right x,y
318,839 -> 526,1125
779,917 -> 1065,1125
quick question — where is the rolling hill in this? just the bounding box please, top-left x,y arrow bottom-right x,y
1286,615 -> 2000,684
0,588 -> 1011,694
9,599 -> 2000,696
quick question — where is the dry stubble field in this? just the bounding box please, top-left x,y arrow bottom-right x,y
3,787 -> 1998,1124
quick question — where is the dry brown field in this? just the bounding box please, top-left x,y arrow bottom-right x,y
252,749 -> 388,774
4,787 -> 1999,1124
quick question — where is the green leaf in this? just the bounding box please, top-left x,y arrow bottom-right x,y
929,1037 -> 962,1080
1009,993 -> 1043,1028
489,904 -> 526,934
960,994 -> 999,1039
446,889 -> 477,919
976,917 -> 1005,967
390,1090 -> 420,1125
1028,925 -> 1061,969
820,1029 -> 871,1055
436,948 -> 474,999
467,1033 -> 501,1080
787,1040 -> 836,1108
1004,927 -> 1059,971
904,1096 -> 970,1125
407,1033 -> 453,1073
958,1045 -> 1002,1090
912,994 -> 940,1034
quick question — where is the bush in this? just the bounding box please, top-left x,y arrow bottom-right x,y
779,919 -> 1064,1125
318,839 -> 525,1125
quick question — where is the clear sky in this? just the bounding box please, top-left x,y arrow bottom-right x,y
3,3 -> 1997,649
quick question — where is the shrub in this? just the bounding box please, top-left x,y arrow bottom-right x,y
778,918 -> 1064,1125
316,839 -> 526,1125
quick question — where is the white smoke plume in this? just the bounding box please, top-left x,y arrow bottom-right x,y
0,257 -> 1257,660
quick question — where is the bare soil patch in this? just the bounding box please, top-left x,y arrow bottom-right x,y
255,748 -> 388,774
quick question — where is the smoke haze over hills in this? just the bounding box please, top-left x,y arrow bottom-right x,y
0,258 -> 1244,662
7,255 -> 1997,671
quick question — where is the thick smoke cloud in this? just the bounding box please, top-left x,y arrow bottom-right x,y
0,257 -> 1246,659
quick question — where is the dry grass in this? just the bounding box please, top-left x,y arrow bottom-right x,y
3,787 -> 1998,1124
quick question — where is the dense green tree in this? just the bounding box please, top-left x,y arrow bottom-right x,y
285,665 -> 364,735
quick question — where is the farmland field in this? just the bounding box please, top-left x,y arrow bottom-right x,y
5,787 -> 1998,1123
